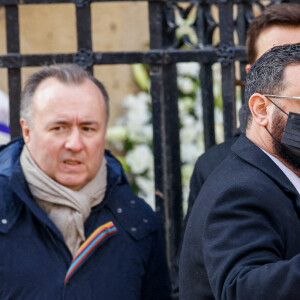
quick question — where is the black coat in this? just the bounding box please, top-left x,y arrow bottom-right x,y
186,134 -> 239,219
172,134 -> 239,297
180,135 -> 300,300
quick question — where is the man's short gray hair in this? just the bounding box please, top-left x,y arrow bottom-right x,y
20,64 -> 109,128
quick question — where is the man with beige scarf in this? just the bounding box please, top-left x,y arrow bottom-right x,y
0,64 -> 171,299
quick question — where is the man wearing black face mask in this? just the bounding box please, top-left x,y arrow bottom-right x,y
180,43 -> 300,300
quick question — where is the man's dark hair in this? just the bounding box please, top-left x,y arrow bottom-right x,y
247,3 -> 300,65
20,63 -> 109,128
244,43 -> 300,131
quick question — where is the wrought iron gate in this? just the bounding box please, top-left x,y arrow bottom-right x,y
0,0 -> 296,292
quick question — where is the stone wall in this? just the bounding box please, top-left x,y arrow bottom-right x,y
0,2 -> 149,125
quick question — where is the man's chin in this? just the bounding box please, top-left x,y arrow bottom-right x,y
56,177 -> 87,191
274,142 -> 300,173
271,113 -> 300,173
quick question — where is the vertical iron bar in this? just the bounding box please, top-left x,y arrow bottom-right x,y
162,60 -> 182,267
5,5 -> 21,138
148,0 -> 166,231
148,0 -> 182,282
218,1 -> 236,140
197,4 -> 216,150
149,64 -> 166,227
76,2 -> 93,74
236,2 -> 253,105
200,64 -> 215,149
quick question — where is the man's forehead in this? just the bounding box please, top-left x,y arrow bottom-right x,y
283,63 -> 300,81
255,25 -> 300,60
276,64 -> 300,98
30,76 -> 107,122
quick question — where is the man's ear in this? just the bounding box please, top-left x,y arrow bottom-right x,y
248,93 -> 271,127
245,64 -> 251,73
20,118 -> 31,144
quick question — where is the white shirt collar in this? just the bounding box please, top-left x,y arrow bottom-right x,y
260,147 -> 300,195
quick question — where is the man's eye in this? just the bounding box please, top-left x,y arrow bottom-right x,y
83,127 -> 94,132
52,126 -> 64,131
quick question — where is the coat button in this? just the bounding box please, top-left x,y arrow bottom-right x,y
130,200 -> 135,204
131,227 -> 137,232
143,218 -> 149,223
117,208 -> 122,214
1,219 -> 7,224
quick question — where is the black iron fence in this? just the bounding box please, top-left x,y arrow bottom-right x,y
0,0 -> 294,288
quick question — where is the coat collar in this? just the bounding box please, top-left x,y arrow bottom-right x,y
232,135 -> 299,197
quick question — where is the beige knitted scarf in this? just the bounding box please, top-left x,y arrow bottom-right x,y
20,145 -> 107,256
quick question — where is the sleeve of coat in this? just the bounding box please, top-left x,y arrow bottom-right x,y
202,180 -> 300,300
186,136 -> 237,219
140,226 -> 172,300
186,156 -> 205,218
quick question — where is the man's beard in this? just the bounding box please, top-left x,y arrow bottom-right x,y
271,110 -> 300,172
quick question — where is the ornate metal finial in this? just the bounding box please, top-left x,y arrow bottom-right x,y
73,48 -> 93,69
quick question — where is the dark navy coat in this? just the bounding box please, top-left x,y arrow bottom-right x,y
0,138 -> 171,300
180,135 -> 300,300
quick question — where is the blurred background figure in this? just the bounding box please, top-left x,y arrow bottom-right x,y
0,90 -> 10,145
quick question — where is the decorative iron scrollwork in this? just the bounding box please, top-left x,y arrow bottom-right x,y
73,48 -> 93,68
217,44 -> 234,65
73,0 -> 90,8
163,3 -> 199,49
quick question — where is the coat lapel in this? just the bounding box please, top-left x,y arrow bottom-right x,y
232,135 -> 299,196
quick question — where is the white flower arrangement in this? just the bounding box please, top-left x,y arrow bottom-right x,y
107,61 -> 224,211
106,8 -> 226,211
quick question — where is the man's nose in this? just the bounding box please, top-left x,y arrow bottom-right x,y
65,129 -> 84,152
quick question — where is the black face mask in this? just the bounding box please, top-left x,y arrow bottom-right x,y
281,112 -> 300,157
265,95 -> 300,163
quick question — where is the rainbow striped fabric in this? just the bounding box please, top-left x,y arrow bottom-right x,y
65,221 -> 117,283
